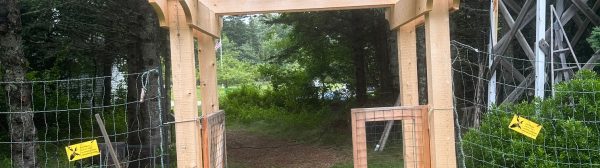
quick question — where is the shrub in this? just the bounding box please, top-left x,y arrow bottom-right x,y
463,70 -> 600,168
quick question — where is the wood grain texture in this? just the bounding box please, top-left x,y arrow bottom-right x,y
167,2 -> 203,167
425,0 -> 457,167
398,23 -> 421,168
180,0 -> 221,37
210,0 -> 395,15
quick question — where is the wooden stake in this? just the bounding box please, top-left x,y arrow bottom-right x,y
94,114 -> 122,168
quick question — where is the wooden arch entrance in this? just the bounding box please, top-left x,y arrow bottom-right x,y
148,0 -> 460,167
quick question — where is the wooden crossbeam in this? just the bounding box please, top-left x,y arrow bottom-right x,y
493,0 -> 535,56
180,0 -> 222,37
571,0 -> 600,25
209,0 -> 396,15
501,73 -> 534,104
503,0 -> 522,13
570,0 -> 600,45
387,0 -> 429,29
499,0 -> 534,64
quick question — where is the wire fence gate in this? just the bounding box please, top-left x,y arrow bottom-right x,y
0,68 -> 173,167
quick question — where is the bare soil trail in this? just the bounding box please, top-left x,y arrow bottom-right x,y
226,129 -> 352,168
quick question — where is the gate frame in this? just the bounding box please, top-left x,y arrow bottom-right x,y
351,106 -> 431,168
148,0 -> 460,167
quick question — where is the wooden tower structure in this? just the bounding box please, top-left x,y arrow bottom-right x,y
147,0 -> 460,167
488,0 -> 600,105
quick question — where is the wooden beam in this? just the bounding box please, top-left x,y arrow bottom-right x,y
352,105 -> 428,113
149,0 -> 169,28
502,74 -> 534,104
387,0 -> 430,30
210,0 -> 395,15
570,0 -> 600,45
493,0 -> 535,55
420,107 -> 432,168
180,0 -> 222,38
397,23 -> 422,168
167,2 -> 203,167
195,30 -> 220,116
503,0 -> 522,13
571,0 -> 600,25
195,28 -> 220,168
582,51 -> 600,70
351,111 -> 367,168
499,1 -> 535,64
425,0 -> 456,167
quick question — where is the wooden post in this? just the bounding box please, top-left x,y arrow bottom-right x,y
535,0 -> 547,99
196,29 -> 221,168
167,2 -> 203,167
397,21 -> 422,168
488,0 -> 499,107
425,0 -> 457,167
351,112 -> 367,168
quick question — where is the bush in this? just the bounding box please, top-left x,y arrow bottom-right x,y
463,70 -> 600,168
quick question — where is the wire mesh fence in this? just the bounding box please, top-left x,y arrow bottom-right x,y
206,110 -> 227,168
351,106 -> 429,168
452,41 -> 600,167
0,68 -> 170,167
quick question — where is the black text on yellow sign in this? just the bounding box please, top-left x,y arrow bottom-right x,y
65,140 -> 100,161
508,115 -> 542,139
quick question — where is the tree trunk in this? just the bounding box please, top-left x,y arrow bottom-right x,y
350,11 -> 368,106
352,42 -> 368,106
0,0 -> 37,167
374,11 -> 394,103
125,0 -> 163,167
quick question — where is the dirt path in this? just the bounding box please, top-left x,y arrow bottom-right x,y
226,129 -> 351,168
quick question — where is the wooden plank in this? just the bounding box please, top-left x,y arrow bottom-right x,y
544,0 -> 594,42
450,0 -> 460,11
582,51 -> 600,70
398,23 -> 420,168
502,74 -> 534,104
493,0 -> 535,55
388,0 -> 430,30
149,0 -> 169,28
499,1 -> 535,64
95,114 -> 122,168
210,0 -> 395,15
352,105 -> 428,113
196,31 -> 220,115
420,107 -> 431,168
503,0 -> 522,13
425,0 -> 456,167
351,112 -> 368,168
196,28 -> 220,168
167,2 -> 203,167
362,110 -> 420,121
571,0 -> 600,25
488,0 -> 499,107
180,0 -> 222,37
570,0 -> 600,45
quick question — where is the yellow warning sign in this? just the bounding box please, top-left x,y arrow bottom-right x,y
65,140 -> 100,161
509,115 -> 542,139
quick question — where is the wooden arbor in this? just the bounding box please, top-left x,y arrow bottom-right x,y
147,0 -> 460,167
